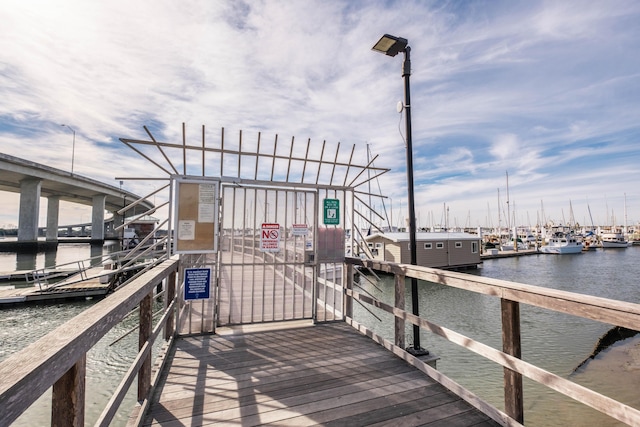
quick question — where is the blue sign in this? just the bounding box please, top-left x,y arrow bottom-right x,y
184,268 -> 211,300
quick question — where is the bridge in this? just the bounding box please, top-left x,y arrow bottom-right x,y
0,153 -> 153,248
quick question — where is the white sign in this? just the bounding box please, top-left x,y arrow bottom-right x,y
260,223 -> 280,252
291,223 -> 308,236
198,184 -> 216,223
177,220 -> 195,240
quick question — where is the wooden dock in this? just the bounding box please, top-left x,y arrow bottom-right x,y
0,266 -> 110,304
137,322 -> 500,427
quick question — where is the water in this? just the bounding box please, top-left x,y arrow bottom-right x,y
0,243 -> 144,426
352,247 -> 640,426
1,245 -> 639,426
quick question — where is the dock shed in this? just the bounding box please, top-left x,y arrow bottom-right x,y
364,232 -> 481,269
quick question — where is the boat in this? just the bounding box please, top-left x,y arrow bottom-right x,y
539,233 -> 583,254
600,231 -> 629,248
500,238 -> 528,251
581,231 -> 599,251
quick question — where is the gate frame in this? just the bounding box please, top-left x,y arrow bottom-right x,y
118,125 -> 391,331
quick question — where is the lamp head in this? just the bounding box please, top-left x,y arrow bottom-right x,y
372,34 -> 408,57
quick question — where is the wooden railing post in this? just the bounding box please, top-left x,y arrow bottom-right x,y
165,271 -> 176,340
138,292 -> 153,401
395,272 -> 406,349
52,354 -> 85,427
345,263 -> 353,319
501,298 -> 523,423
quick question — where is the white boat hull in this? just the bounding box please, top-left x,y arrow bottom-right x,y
539,244 -> 583,254
601,241 -> 630,248
539,235 -> 583,254
600,232 -> 629,248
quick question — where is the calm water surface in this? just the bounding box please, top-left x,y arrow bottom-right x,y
353,247 -> 640,426
1,245 -> 639,426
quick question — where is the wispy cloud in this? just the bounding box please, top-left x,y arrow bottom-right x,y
1,0 -> 639,229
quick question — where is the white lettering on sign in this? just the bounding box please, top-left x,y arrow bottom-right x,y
260,223 -> 280,252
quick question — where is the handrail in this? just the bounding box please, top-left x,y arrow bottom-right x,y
0,257 -> 180,427
344,257 -> 640,426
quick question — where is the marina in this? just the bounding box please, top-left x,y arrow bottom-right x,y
1,244 -> 639,426
1,133 -> 639,427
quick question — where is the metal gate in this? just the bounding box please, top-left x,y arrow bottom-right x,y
217,185 -> 318,326
118,125 -> 388,334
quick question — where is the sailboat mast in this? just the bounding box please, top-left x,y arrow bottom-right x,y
505,171 -> 511,232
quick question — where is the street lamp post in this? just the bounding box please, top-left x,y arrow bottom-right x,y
61,124 -> 76,174
372,34 -> 428,356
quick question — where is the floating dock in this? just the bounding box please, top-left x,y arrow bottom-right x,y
0,266 -> 110,305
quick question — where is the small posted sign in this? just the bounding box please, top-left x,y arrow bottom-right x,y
184,268 -> 211,300
323,198 -> 340,225
291,223 -> 309,236
260,223 -> 280,252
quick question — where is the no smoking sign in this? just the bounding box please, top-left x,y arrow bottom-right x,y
260,223 -> 280,252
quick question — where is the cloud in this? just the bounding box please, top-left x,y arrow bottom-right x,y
1,0 -> 639,230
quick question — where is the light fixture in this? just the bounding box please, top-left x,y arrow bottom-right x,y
61,124 -> 76,174
372,34 -> 428,357
372,34 -> 408,57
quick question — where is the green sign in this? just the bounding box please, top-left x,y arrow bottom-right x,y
323,198 -> 340,225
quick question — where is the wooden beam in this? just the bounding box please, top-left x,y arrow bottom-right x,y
52,355 -> 85,427
501,299 -> 523,423
138,292 -> 153,401
395,273 -> 406,349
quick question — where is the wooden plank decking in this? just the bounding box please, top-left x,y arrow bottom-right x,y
139,322 -> 500,426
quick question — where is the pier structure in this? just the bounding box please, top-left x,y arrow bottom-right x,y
0,153 -> 153,248
1,126 -> 639,426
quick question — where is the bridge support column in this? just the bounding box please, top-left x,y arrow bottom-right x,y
17,178 -> 41,243
46,196 -> 60,242
91,194 -> 106,242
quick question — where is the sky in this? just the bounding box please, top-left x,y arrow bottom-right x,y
1,0 -> 639,231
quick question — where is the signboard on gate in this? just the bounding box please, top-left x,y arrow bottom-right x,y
184,267 -> 211,300
260,223 -> 280,252
323,198 -> 340,225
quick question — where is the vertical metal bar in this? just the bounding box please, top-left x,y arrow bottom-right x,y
182,122 -> 186,175
254,132 -> 261,180
233,186 -> 242,323
283,189 -> 289,319
343,144 -> 356,187
262,189 -> 268,322
200,293 -> 205,334
244,187 -> 253,322
312,189 -> 318,322
286,136 -> 295,182
315,140 -> 326,185
252,188 -> 260,322
329,142 -> 340,185
270,134 -> 278,182
301,138 -> 311,184
273,189 -> 279,321
201,125 -> 206,176
228,186 -> 237,324
167,180 -> 174,259
220,127 -> 225,177
165,271 -> 176,340
238,129 -> 242,179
